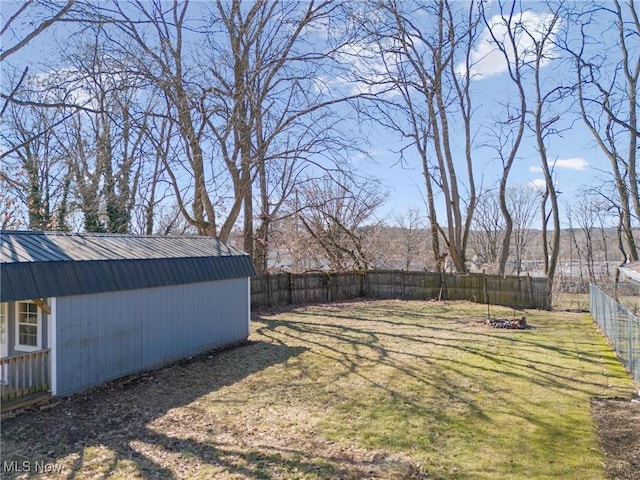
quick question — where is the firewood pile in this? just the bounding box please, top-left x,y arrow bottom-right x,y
486,316 -> 528,329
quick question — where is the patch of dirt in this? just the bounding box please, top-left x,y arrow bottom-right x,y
592,396 -> 640,480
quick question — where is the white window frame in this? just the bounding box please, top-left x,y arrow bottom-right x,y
0,302 -> 7,359
0,302 -> 7,353
15,301 -> 42,352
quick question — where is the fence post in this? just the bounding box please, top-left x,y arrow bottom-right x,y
304,274 -> 308,303
527,274 -> 533,308
288,272 -> 293,305
629,310 -> 634,380
482,270 -> 488,305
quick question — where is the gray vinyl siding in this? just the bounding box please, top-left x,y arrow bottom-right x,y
54,278 -> 249,396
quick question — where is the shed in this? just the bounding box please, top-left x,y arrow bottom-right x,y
0,231 -> 255,400
619,261 -> 640,284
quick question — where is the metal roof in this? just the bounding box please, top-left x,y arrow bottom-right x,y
1,231 -> 256,302
619,261 -> 640,284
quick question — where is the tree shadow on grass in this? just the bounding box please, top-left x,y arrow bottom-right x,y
0,341 -> 326,480
251,303 -> 634,478
5,301 -> 626,479
255,312 -> 612,400
271,303 -> 628,396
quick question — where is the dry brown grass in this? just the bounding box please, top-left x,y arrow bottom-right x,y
592,398 -> 640,479
0,299 -> 636,479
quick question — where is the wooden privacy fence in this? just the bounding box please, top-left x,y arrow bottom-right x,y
251,270 -> 550,310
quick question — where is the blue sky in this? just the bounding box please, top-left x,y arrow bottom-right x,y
0,1 -> 621,228
363,83 -> 608,221
347,3 -> 615,223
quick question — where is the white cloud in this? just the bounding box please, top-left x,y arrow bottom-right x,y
457,11 -> 562,79
529,157 -> 589,174
553,157 -> 588,171
326,38 -> 405,97
528,178 -> 547,190
353,149 -> 384,161
31,66 -> 115,110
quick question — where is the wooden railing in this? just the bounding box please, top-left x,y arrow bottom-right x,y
0,349 -> 50,402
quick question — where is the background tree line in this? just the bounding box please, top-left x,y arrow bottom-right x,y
1,0 -> 638,293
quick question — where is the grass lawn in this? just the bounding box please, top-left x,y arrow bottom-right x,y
1,300 -> 635,479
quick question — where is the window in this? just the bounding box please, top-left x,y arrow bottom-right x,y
16,302 -> 40,351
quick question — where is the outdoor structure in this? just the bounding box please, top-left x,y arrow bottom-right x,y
0,231 -> 255,403
590,262 -> 640,384
619,262 -> 640,285
251,270 -> 551,310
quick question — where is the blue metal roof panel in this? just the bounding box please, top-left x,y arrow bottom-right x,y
1,256 -> 256,302
0,231 -> 245,263
0,231 -> 256,302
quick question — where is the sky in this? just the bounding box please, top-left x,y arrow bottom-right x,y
365,86 -> 606,222
0,1 -> 626,229
349,4 -> 616,224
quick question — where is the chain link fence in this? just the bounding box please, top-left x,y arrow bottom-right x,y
590,283 -> 640,383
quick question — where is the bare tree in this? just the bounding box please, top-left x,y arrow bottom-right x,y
392,209 -> 427,271
508,186 -> 538,275
507,2 -> 569,294
469,185 -> 537,274
298,175 -> 385,272
82,0 -> 363,268
0,1 -> 76,63
267,203 -> 317,273
566,0 -> 640,262
0,97 -> 71,230
353,0 -> 482,272
479,1 -> 529,274
584,180 -> 633,278
203,0 -> 362,272
132,113 -> 177,235
0,162 -> 25,229
0,189 -> 22,230
565,192 -> 601,282
1,0 -> 77,115
45,32 -> 151,233
1,1 -> 103,128
469,189 -> 504,272
94,1 -> 218,237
